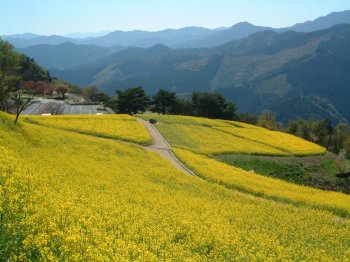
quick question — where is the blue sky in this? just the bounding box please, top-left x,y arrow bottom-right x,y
1,0 -> 350,35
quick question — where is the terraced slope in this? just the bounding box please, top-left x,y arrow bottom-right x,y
138,115 -> 325,156
1,112 -> 349,260
174,148 -> 350,217
24,114 -> 152,145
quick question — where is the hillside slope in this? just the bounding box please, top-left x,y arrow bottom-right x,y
17,42 -> 124,70
1,112 -> 350,260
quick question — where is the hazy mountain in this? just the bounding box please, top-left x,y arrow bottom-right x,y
286,10 -> 350,32
65,31 -> 111,39
176,22 -> 273,48
17,42 -> 125,70
4,10 -> 350,49
178,10 -> 350,48
217,25 -> 350,124
6,35 -> 74,48
83,27 -> 214,48
2,33 -> 40,39
51,43 -> 175,87
51,24 -> 350,124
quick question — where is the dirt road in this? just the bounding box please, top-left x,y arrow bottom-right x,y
136,118 -> 196,176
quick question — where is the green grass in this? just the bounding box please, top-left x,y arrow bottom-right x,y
216,154 -> 350,194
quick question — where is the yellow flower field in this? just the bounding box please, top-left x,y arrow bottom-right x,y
24,114 -> 151,145
174,147 -> 350,217
157,123 -> 287,155
216,125 -> 325,156
138,115 -> 325,156
1,112 -> 349,260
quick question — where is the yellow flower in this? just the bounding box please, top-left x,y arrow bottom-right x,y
0,112 -> 349,261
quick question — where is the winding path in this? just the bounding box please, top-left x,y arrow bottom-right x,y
136,118 -> 196,176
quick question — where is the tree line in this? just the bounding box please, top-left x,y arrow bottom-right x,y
102,86 -> 237,120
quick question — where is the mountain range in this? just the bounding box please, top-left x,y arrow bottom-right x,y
64,31 -> 111,39
3,10 -> 350,50
2,10 -> 348,73
17,43 -> 124,70
51,24 -> 350,124
2,10 -> 350,124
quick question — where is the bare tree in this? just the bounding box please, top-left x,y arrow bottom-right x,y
13,81 -> 49,124
13,90 -> 35,124
258,110 -> 281,130
44,85 -> 55,96
55,84 -> 69,99
22,80 -> 48,94
38,102 -> 65,115
82,85 -> 99,101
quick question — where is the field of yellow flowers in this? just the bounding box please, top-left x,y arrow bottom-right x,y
174,148 -> 350,217
24,114 -> 151,145
1,112 -> 349,260
139,115 -> 325,156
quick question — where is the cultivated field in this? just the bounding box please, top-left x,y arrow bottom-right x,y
1,112 -> 349,260
139,115 -> 326,156
174,148 -> 350,216
24,114 -> 151,145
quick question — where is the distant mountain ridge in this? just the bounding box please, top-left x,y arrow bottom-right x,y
1,33 -> 40,39
17,43 -> 124,70
51,24 -> 350,124
286,10 -> 350,32
5,35 -> 75,48
83,27 -> 214,48
180,22 -> 274,48
64,31 -> 111,39
3,10 -> 350,49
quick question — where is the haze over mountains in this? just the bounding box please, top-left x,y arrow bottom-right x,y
4,10 -> 350,49
2,10 -> 350,124
51,24 -> 350,124
64,31 -> 111,39
17,43 -> 124,70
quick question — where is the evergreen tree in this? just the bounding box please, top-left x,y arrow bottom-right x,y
192,92 -> 237,120
152,89 -> 176,114
116,86 -> 150,114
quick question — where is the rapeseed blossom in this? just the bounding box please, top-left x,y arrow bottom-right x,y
174,147 -> 350,217
25,114 -> 151,145
138,115 -> 325,156
0,112 -> 349,260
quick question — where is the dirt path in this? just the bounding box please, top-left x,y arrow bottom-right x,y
26,116 -> 195,176
136,118 -> 196,176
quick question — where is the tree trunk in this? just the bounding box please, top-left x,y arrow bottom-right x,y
14,112 -> 20,124
14,91 -> 35,125
14,90 -> 21,124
